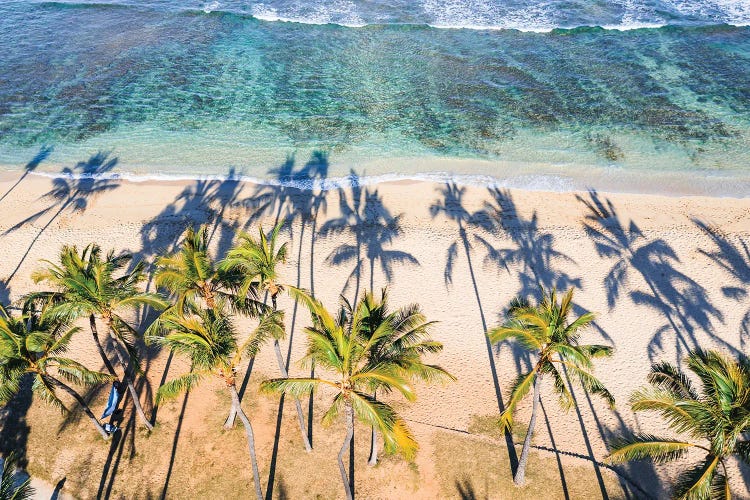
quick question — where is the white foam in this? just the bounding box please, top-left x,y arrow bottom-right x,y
250,2 -> 367,28
26,168 -> 579,192
203,0 -> 220,14
24,166 -> 750,198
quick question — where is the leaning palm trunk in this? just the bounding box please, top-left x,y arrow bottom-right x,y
514,374 -> 542,486
272,339 -> 312,451
53,377 -> 110,440
339,400 -> 355,500
229,384 -> 263,500
368,390 -> 378,466
105,320 -> 153,431
368,426 -> 378,466
89,315 -> 116,376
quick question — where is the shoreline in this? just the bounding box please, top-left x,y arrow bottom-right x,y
1,165 -> 749,199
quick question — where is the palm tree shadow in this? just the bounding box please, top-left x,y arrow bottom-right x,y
476,187 -> 586,371
539,400 -> 570,500
577,190 -> 729,364
455,478 -> 485,500
0,145 -> 53,204
0,375 -> 33,470
476,188 -> 625,496
429,182 -> 518,473
250,152 -> 329,499
320,169 -> 419,303
3,151 -> 121,285
133,167 -> 257,498
693,218 -> 750,349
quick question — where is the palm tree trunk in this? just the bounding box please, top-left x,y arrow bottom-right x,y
90,315 -> 116,376
52,377 -> 110,440
368,390 -> 378,466
338,400 -> 355,500
369,258 -> 374,293
224,405 -> 237,429
230,385 -> 264,500
105,321 -> 153,431
273,339 -> 312,451
514,374 -> 542,486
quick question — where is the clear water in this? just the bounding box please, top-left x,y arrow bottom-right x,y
1,0 -> 749,194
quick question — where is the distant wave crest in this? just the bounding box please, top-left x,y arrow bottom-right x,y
25,0 -> 750,32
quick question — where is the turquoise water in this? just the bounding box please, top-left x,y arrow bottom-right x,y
1,1 -> 749,194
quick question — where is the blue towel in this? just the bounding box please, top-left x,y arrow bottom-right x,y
101,383 -> 121,419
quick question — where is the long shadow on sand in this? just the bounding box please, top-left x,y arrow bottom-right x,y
0,145 -> 53,204
577,190 -> 732,363
475,187 -> 618,498
429,182 -> 519,473
2,151 -> 120,285
320,169 -> 419,303
693,218 -> 750,348
245,152 -> 330,499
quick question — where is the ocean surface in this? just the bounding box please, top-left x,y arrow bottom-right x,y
1,0 -> 749,195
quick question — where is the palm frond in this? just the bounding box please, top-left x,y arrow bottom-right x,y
349,391 -> 417,460
499,369 -> 537,431
260,377 -> 329,398
156,370 -> 208,402
607,434 -> 695,464
672,455 -> 721,500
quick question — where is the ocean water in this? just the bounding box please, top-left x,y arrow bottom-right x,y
1,0 -> 749,194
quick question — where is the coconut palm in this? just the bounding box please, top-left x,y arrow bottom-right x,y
350,288 -> 455,465
488,287 -> 615,486
220,222 -> 312,449
28,244 -> 167,430
608,349 -> 750,499
261,294 -> 418,500
0,452 -> 34,500
151,304 -> 281,500
0,303 -> 113,439
152,225 -> 264,315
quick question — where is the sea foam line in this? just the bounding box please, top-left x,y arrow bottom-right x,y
24,1 -> 750,32
27,169 -> 577,192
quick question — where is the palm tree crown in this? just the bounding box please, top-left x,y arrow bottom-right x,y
608,349 -> 750,499
28,243 -> 166,430
353,289 -> 453,389
0,303 -> 113,438
261,293 -> 420,500
29,243 -> 165,362
220,223 -> 288,307
0,451 -> 34,500
350,288 -> 454,465
154,225 -> 262,315
151,304 -> 279,398
488,287 -> 614,485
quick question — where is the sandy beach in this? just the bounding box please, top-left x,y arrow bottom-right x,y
1,170 -> 749,499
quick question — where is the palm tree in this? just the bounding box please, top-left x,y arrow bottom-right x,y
0,452 -> 34,500
152,225 -> 263,315
608,349 -> 750,499
261,294 -> 418,500
0,303 -> 113,439
220,222 -> 312,450
28,244 -> 167,430
488,287 -> 615,486
151,304 -> 281,500
350,288 -> 455,466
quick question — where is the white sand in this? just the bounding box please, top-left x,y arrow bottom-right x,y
1,172 -> 749,498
